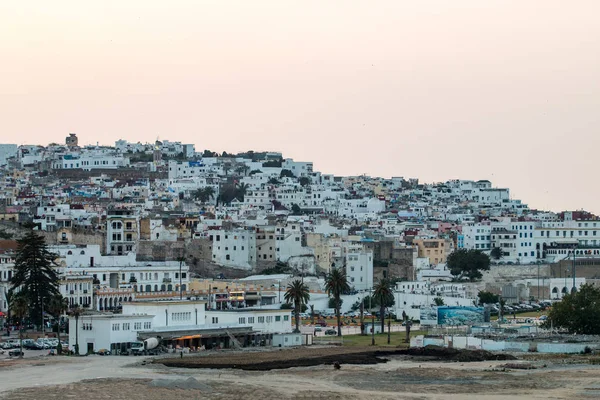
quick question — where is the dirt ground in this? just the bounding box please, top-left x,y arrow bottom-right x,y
157,345 -> 516,370
2,347 -> 600,399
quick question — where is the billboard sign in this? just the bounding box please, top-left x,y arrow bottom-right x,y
419,307 -> 438,326
437,306 -> 485,326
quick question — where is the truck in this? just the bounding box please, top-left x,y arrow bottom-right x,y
128,337 -> 160,355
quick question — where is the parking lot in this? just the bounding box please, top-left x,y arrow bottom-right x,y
0,349 -> 48,360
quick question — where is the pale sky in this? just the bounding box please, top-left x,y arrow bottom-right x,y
1,1 -> 599,214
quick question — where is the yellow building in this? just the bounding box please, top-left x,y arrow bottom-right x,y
412,238 -> 453,265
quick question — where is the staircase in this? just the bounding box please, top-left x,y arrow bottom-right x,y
225,330 -> 242,349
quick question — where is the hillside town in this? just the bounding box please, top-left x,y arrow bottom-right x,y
0,133 -> 598,356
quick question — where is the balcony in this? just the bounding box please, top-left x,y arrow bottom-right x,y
163,278 -> 172,283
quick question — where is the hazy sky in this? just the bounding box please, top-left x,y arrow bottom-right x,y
1,1 -> 599,213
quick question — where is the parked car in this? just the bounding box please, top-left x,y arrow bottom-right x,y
313,326 -> 322,332
8,349 -> 24,357
324,329 -> 337,335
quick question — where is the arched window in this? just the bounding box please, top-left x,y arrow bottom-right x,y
80,250 -> 85,255
67,251 -> 73,255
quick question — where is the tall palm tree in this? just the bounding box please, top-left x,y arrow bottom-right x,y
235,183 -> 250,202
284,280 -> 310,333
48,294 -> 68,347
325,268 -> 350,337
373,278 -> 393,332
11,292 -> 28,358
194,187 -> 215,203
4,289 -> 13,334
69,305 -> 82,355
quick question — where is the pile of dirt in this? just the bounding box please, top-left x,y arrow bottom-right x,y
158,345 -> 516,371
396,345 -> 517,362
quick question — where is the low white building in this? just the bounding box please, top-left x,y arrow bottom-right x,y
69,300 -> 293,355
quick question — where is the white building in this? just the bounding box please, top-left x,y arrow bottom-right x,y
345,250 -> 373,291
0,144 -> 17,166
210,229 -> 257,270
69,300 -> 293,355
461,223 -> 491,251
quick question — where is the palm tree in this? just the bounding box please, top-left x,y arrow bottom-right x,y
69,305 -> 82,355
11,292 -> 28,358
235,183 -> 249,202
325,268 -> 350,337
223,163 -> 231,177
235,164 -> 250,177
4,289 -> 13,335
47,293 -> 68,349
194,187 -> 215,203
284,280 -> 310,333
373,279 -> 393,332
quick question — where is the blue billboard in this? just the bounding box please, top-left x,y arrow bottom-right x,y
437,306 -> 485,326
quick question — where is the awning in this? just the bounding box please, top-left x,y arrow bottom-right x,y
176,334 -> 201,340
0,312 -> 5,317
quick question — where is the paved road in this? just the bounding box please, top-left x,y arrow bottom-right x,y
0,355 -> 159,393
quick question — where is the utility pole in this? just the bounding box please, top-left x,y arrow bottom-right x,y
572,246 -> 577,293
179,257 -> 183,300
370,289 -> 375,346
537,262 -> 540,300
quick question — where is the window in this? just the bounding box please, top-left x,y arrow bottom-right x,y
283,315 -> 289,321
258,316 -> 265,323
239,317 -> 246,324
266,316 -> 273,323
134,322 -> 142,330
275,316 -> 281,322
122,323 -> 130,330
112,323 -> 120,331
143,322 -> 151,329
212,317 -> 219,324
248,317 -> 255,323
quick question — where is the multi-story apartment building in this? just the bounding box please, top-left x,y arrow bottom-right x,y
412,238 -> 453,265
345,250 -> 373,291
106,208 -> 138,255
460,223 -> 492,251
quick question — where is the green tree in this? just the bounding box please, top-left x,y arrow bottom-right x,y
447,249 -> 490,281
284,280 -> 310,333
325,268 -> 350,337
47,294 -> 68,351
11,292 -> 28,358
328,297 -> 343,310
280,169 -> 295,178
222,163 -> 231,176
4,289 -> 13,328
202,150 -> 218,158
268,178 -> 280,185
490,247 -> 502,260
69,305 -> 82,355
373,279 -> 394,332
194,187 -> 215,203
477,290 -> 499,305
235,183 -> 249,202
249,169 -> 262,176
544,284 -> 600,334
291,204 -> 302,215
433,297 -> 445,306
11,229 -> 60,329
299,177 -> 311,186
